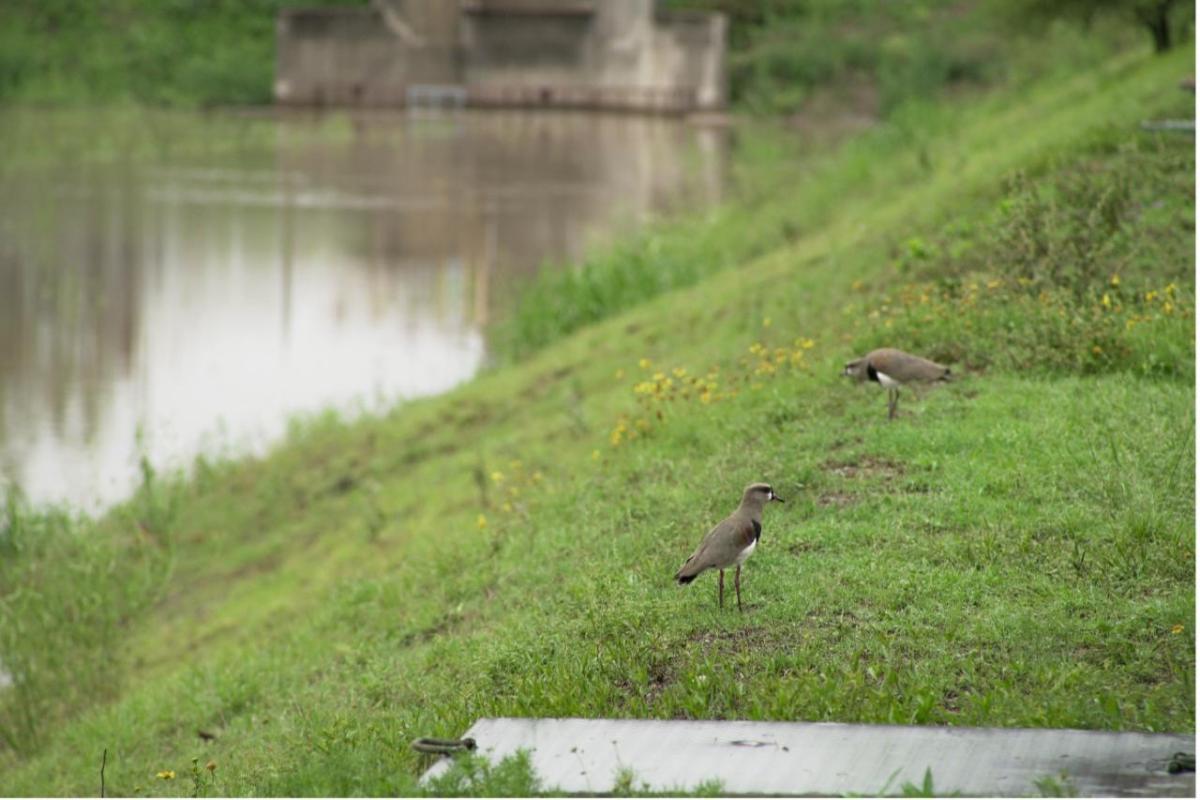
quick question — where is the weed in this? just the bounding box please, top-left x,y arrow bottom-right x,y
422,751 -> 543,797
901,767 -> 956,797
1034,771 -> 1079,797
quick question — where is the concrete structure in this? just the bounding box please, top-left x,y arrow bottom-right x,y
422,717 -> 1196,796
275,0 -> 727,113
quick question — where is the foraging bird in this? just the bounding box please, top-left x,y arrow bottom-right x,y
675,483 -> 783,611
842,348 -> 951,420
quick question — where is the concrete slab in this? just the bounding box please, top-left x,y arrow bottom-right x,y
420,717 -> 1195,796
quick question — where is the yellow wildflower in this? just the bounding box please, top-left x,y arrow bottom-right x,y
638,358 -> 652,369
205,761 -> 217,772
672,366 -> 688,379
1101,293 -> 1111,309
476,514 -> 487,530
652,371 -> 666,382
1110,274 -> 1120,287
1092,346 -> 1102,355
762,316 -> 772,328
1163,301 -> 1174,314
1145,290 -> 1158,302
614,368 -> 625,380
851,279 -> 864,291
157,771 -> 176,781
1171,624 -> 1185,635
490,470 -> 504,484
592,449 -> 600,461
531,471 -> 543,483
502,502 -> 512,513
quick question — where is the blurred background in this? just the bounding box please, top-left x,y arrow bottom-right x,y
0,0 -> 1191,511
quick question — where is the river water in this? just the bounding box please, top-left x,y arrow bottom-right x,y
0,109 -> 727,511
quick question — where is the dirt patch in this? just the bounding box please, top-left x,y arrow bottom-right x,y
787,540 -> 823,555
803,607 -> 863,631
614,660 -> 674,707
224,551 -> 284,582
641,661 -> 674,706
688,627 -> 770,649
823,455 -> 906,480
329,473 -> 357,495
687,625 -> 806,655
817,491 -> 856,508
514,363 -> 581,406
443,400 -> 495,429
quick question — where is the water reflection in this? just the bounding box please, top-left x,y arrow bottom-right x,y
0,110 -> 726,511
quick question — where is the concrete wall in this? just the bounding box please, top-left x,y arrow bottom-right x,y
275,7 -> 445,106
275,0 -> 726,113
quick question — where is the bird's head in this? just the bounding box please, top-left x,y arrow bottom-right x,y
742,482 -> 784,509
842,357 -> 868,380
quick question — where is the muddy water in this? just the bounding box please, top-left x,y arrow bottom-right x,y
0,109 -> 727,511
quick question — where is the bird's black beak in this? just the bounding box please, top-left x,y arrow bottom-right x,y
772,494 -> 785,503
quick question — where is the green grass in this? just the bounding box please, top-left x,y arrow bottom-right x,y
0,0 -> 364,107
0,40 -> 1193,797
494,37 -> 1192,362
666,0 -> 1193,115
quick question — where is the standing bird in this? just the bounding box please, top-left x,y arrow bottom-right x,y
675,483 -> 783,611
842,348 -> 951,420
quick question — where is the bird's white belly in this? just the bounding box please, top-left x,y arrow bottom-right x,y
735,539 -> 757,565
875,370 -> 901,389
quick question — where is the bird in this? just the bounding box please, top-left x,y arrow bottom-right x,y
842,347 -> 951,420
675,483 -> 783,611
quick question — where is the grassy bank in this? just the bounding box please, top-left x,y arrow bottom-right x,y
0,40 -> 1194,798
0,0 -> 362,107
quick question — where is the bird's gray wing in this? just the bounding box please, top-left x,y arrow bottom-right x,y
870,349 -> 948,382
683,514 -> 756,573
